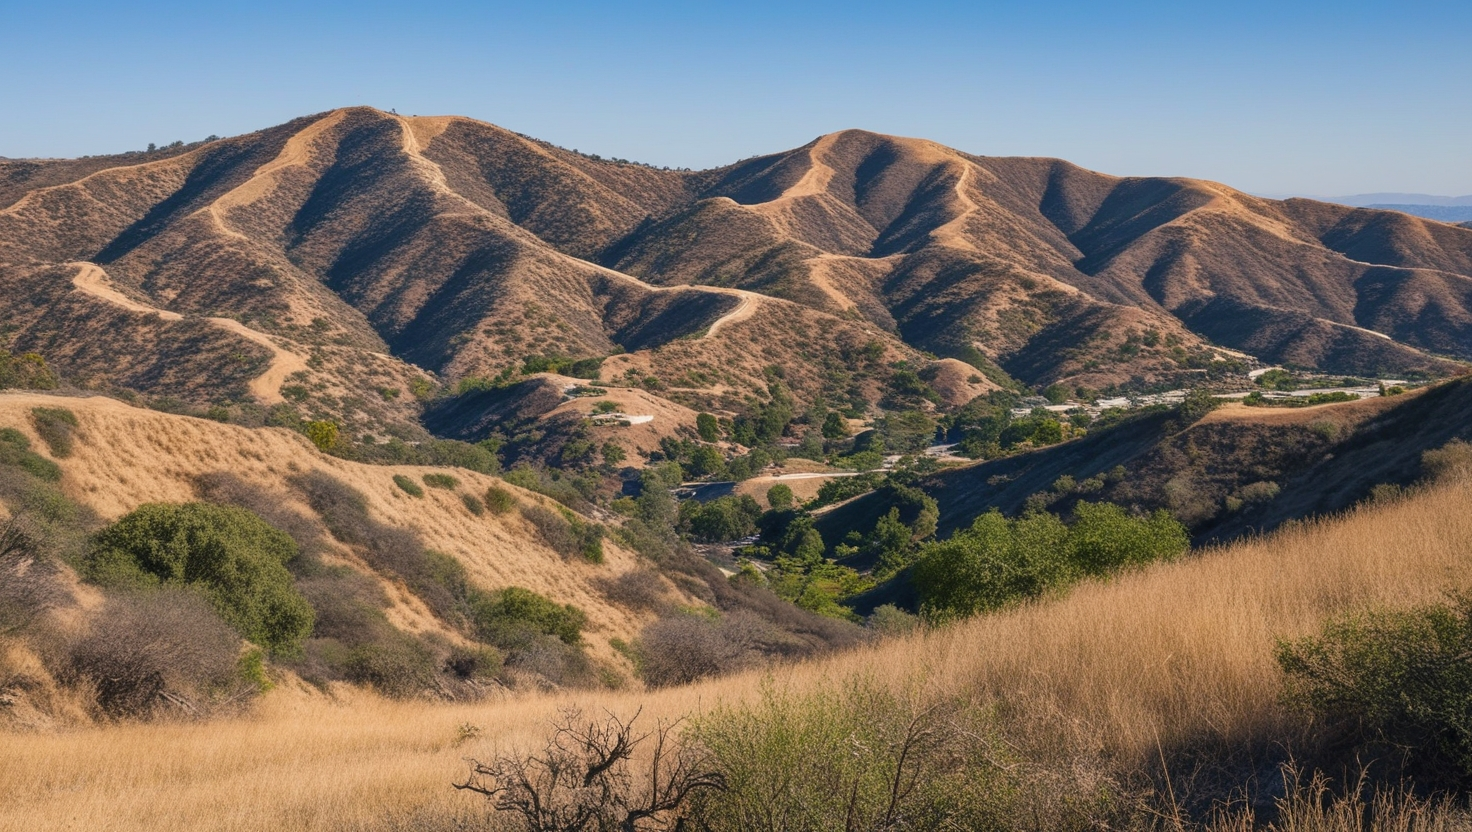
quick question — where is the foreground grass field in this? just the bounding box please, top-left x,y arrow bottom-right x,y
5,474 -> 1472,831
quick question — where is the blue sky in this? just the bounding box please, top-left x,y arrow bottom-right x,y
3,0 -> 1469,195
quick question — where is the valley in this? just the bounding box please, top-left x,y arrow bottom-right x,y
4,108 -> 1472,831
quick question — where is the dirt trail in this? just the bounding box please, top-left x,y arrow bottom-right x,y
200,109 -> 349,241
68,262 -> 305,404
928,161 -> 981,251
69,262 -> 183,320
202,317 -> 310,404
389,114 -> 766,342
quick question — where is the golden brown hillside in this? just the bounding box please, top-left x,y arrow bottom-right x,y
4,449 -> 1470,831
4,108 -> 1470,453
0,392 -> 662,654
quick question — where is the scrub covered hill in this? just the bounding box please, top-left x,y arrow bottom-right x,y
3,108 -> 1470,458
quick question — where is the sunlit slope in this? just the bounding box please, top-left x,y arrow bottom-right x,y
4,444 -> 1470,831
0,392 -> 662,648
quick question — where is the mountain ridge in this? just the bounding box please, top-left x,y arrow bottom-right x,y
2,107 -> 1470,448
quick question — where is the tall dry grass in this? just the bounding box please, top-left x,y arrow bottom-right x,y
4,476 -> 1471,830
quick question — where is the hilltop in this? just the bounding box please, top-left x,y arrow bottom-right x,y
3,108 -> 1471,459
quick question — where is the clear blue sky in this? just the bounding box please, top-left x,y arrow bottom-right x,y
3,0 -> 1469,195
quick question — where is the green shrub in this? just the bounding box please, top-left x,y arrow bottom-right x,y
422,472 -> 459,490
470,586 -> 586,646
484,486 -> 515,514
913,503 -> 1187,620
0,350 -> 57,390
461,493 -> 485,516
1068,502 -> 1188,576
0,428 -> 61,481
766,483 -> 794,510
86,503 -> 315,655
692,678 -> 1016,830
392,474 -> 424,498
696,412 -> 721,442
30,407 -> 78,458
1276,596 -> 1472,782
303,420 -> 339,452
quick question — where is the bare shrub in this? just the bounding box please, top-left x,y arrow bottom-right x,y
1199,766 -> 1467,832
1235,480 -> 1281,504
1423,438 -> 1472,483
340,631 -> 438,698
595,569 -> 671,614
503,633 -> 594,689
521,505 -> 578,558
456,708 -> 723,831
0,517 -> 67,637
637,611 -> 770,687
63,589 -> 243,718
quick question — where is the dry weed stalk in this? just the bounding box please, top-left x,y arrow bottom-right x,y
455,707 -> 723,832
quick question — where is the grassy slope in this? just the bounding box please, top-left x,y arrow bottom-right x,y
0,392 -> 671,658
4,455 -> 1470,830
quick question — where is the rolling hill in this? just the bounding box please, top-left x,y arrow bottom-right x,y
3,108 -> 1471,453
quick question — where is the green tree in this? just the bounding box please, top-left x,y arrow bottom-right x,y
1032,418 -> 1063,445
821,411 -> 851,440
681,495 -> 764,543
687,444 -> 727,479
1068,502 -> 1186,575
696,412 -> 721,442
1043,384 -> 1070,405
766,483 -> 794,510
600,441 -> 626,466
86,503 -> 314,654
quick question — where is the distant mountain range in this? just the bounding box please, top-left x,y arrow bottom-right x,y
1309,194 -> 1472,223
3,108 -> 1472,448
1325,193 -> 1472,208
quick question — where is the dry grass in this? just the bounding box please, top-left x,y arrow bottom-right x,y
4,455 -> 1471,829
0,393 -> 677,660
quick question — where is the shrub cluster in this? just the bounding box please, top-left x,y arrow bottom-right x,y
913,502 -> 1188,620
680,494 -> 762,543
392,474 -> 424,497
1277,595 -> 1472,786
0,350 -> 57,390
521,504 -> 604,563
30,407 -> 78,458
0,428 -> 61,481
85,502 -> 315,655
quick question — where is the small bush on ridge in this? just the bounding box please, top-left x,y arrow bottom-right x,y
393,474 -> 424,497
30,407 -> 78,458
